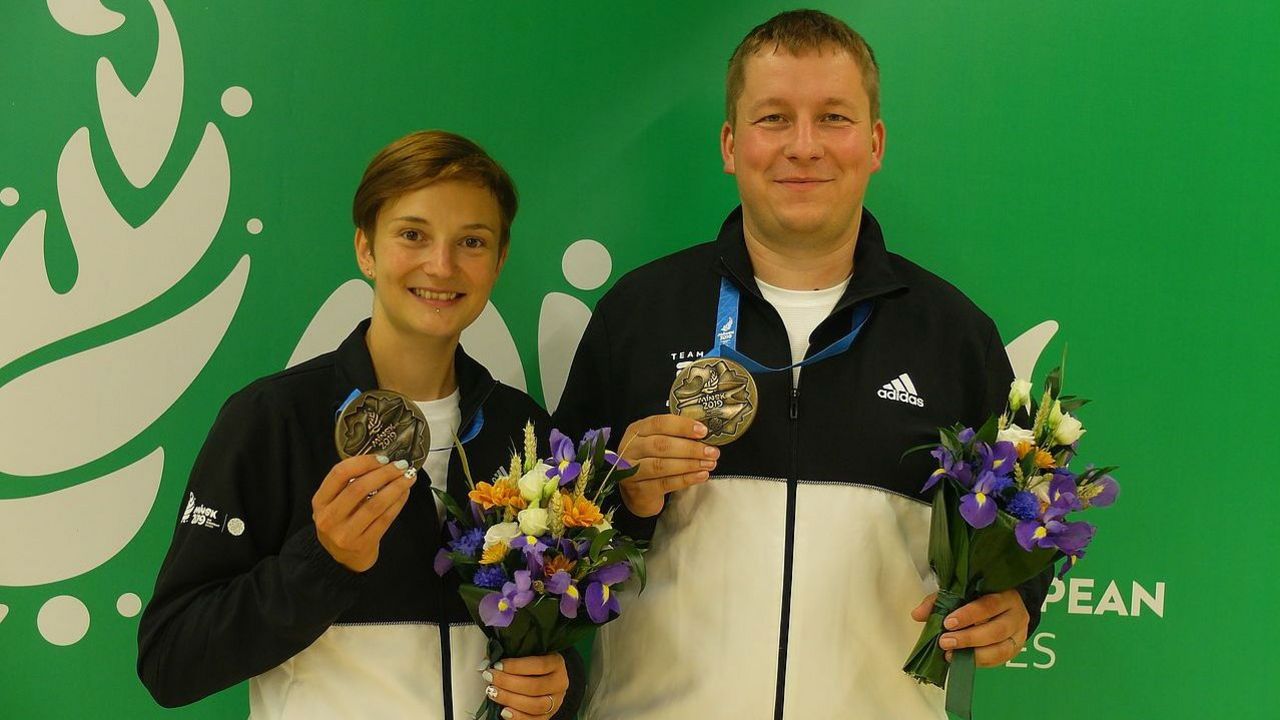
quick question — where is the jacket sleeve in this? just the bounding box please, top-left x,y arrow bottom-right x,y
136,387 -> 365,707
553,645 -> 587,719
981,324 -> 1052,635
552,294 -> 659,542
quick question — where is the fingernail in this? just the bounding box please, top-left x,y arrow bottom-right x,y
393,459 -> 410,470
695,471 -> 709,482
375,454 -> 390,465
485,685 -> 498,700
940,636 -> 957,649
693,422 -> 708,437
700,459 -> 716,468
501,711 -> 513,719
945,651 -> 953,662
481,670 -> 493,682
492,661 -> 504,671
404,467 -> 417,479
944,616 -> 958,630
703,446 -> 719,458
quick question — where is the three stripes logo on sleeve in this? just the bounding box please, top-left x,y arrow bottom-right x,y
877,373 -> 925,407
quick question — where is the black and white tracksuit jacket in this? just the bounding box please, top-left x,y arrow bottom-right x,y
553,207 -> 1051,719
137,321 -> 584,718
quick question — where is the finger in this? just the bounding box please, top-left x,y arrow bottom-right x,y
651,471 -> 710,494
313,454 -> 388,508
485,684 -> 558,717
626,454 -> 717,480
351,470 -> 417,538
487,668 -> 566,697
938,609 -> 1023,653
499,707 -> 555,720
973,635 -> 1025,667
910,593 -> 937,622
628,435 -> 719,470
626,414 -> 709,443
325,462 -> 413,521
943,590 -> 1017,630
493,654 -> 561,677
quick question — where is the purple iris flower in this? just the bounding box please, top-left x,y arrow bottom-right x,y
959,471 -> 1010,528
979,441 -> 1019,477
433,548 -> 453,576
511,534 -> 549,575
582,427 -> 610,449
924,447 -> 973,492
604,451 -> 631,470
546,429 -> 583,487
957,427 -> 976,445
544,570 -> 582,618
583,562 -> 631,624
1015,503 -> 1095,558
1083,473 -> 1120,508
1047,470 -> 1083,512
479,570 -> 534,627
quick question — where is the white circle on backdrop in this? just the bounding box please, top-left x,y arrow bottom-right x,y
0,603 -> 9,623
246,218 -> 263,235
221,86 -> 253,117
37,595 -> 90,646
562,239 -> 611,291
0,187 -> 19,206
116,593 -> 142,618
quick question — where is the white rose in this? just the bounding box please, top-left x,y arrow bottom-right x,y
1053,413 -> 1086,446
997,423 -> 1035,446
1047,400 -> 1063,428
517,508 -> 550,536
1008,378 -> 1033,414
483,522 -> 521,549
518,462 -> 553,506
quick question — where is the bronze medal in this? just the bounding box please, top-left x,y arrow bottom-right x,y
667,357 -> 758,445
334,389 -> 430,468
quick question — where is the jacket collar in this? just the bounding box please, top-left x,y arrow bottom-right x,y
713,205 -> 907,313
333,319 -> 496,427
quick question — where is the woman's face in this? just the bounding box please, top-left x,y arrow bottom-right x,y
356,180 -> 507,345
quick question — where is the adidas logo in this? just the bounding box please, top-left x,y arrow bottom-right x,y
877,373 -> 925,407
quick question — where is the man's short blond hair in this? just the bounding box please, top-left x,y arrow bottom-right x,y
725,9 -> 881,125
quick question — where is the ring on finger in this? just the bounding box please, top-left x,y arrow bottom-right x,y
544,694 -> 555,714
1006,636 -> 1019,649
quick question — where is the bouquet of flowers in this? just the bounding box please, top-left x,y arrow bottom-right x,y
433,423 -> 647,720
902,365 -> 1119,718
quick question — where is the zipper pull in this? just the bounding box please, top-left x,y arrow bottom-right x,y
789,387 -> 800,420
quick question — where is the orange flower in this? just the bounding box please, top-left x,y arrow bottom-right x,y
544,554 -> 577,577
561,494 -> 604,528
1015,441 -> 1034,459
469,481 -> 526,510
1034,449 -> 1056,470
480,542 -> 509,565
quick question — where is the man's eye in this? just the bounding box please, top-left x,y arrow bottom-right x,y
756,114 -> 786,124
823,113 -> 852,123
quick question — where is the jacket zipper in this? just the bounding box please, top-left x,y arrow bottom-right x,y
773,379 -> 801,719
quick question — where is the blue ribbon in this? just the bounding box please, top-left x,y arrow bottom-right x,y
339,388 -> 483,447
705,277 -> 872,374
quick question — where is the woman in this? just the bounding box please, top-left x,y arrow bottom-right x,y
138,131 -> 580,719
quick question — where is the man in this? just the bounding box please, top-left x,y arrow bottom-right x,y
554,10 -> 1050,718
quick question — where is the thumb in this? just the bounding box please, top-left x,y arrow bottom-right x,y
910,593 -> 937,622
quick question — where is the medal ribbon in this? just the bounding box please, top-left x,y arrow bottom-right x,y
705,277 -> 872,373
336,388 -> 484,447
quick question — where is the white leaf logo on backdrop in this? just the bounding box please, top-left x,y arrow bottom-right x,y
0,0 -> 250,644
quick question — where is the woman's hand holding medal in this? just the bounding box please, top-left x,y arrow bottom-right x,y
312,454 -> 419,572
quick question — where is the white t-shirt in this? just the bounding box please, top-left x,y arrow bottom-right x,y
414,390 -> 461,523
755,276 -> 851,387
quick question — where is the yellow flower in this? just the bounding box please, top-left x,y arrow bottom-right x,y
561,494 -> 604,528
480,541 -> 509,565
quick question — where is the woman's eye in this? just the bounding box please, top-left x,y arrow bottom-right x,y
462,236 -> 486,249
401,229 -> 423,242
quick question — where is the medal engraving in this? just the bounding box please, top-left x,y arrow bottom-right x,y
667,357 -> 758,445
334,389 -> 430,468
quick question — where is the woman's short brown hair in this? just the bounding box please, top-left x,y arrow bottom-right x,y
352,130 -> 518,249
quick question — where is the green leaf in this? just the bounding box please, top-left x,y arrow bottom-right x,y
432,487 -> 472,524
974,414 -> 999,445
452,434 -> 477,490
1044,365 -> 1063,399
624,543 -> 648,593
589,528 -> 617,562
1059,396 -> 1091,413
900,441 -> 939,461
968,510 -> 1059,592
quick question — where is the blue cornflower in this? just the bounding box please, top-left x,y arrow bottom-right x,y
473,565 -> 509,590
449,528 -> 485,558
1007,491 -> 1041,521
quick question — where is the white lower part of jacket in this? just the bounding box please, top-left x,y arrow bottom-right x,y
585,475 -> 945,719
248,623 -> 488,719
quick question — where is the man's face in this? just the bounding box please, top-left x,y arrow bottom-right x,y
355,181 -> 507,344
721,48 -> 885,246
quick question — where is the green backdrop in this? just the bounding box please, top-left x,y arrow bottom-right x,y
2,1 -> 1276,717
